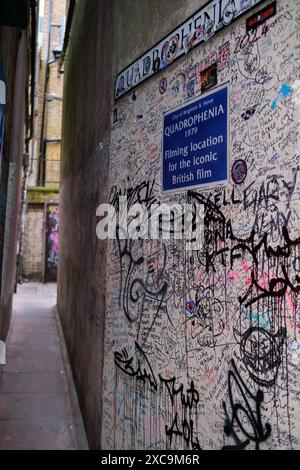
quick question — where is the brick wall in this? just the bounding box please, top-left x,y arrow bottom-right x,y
44,0 -> 66,185
30,0 -> 66,187
23,205 -> 44,281
23,0 -> 65,279
45,142 -> 61,186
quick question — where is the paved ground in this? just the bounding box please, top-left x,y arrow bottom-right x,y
0,283 -> 88,450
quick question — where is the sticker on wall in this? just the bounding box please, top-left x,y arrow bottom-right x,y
186,300 -> 195,316
246,1 -> 277,31
159,78 -> 168,95
135,114 -> 144,124
170,80 -> 180,97
185,78 -> 196,100
201,63 -> 218,93
231,159 -> 248,185
241,106 -> 256,120
162,36 -> 179,64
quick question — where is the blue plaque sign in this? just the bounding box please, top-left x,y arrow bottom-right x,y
162,84 -> 229,192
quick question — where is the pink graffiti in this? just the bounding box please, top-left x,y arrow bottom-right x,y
218,41 -> 230,71
227,270 -> 241,282
145,417 -> 166,438
50,232 -> 59,254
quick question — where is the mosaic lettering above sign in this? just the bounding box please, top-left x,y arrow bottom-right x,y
115,0 -> 265,99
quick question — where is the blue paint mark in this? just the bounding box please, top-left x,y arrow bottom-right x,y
270,153 -> 279,164
243,309 -> 270,330
271,83 -> 293,110
124,416 -> 134,422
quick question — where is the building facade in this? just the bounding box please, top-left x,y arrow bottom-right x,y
22,0 -> 65,282
0,1 -> 36,342
58,0 -> 300,449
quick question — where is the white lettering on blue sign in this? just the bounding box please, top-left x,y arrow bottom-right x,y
162,84 -> 229,192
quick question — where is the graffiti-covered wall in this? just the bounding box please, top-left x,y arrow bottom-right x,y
45,204 -> 59,282
101,0 -> 300,450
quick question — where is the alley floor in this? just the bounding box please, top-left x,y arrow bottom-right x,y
0,283 -> 88,450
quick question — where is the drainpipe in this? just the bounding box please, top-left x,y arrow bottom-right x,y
18,0 -> 37,283
58,0 -> 76,74
25,0 -> 37,147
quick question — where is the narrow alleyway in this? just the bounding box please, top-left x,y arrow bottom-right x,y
0,283 -> 88,450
